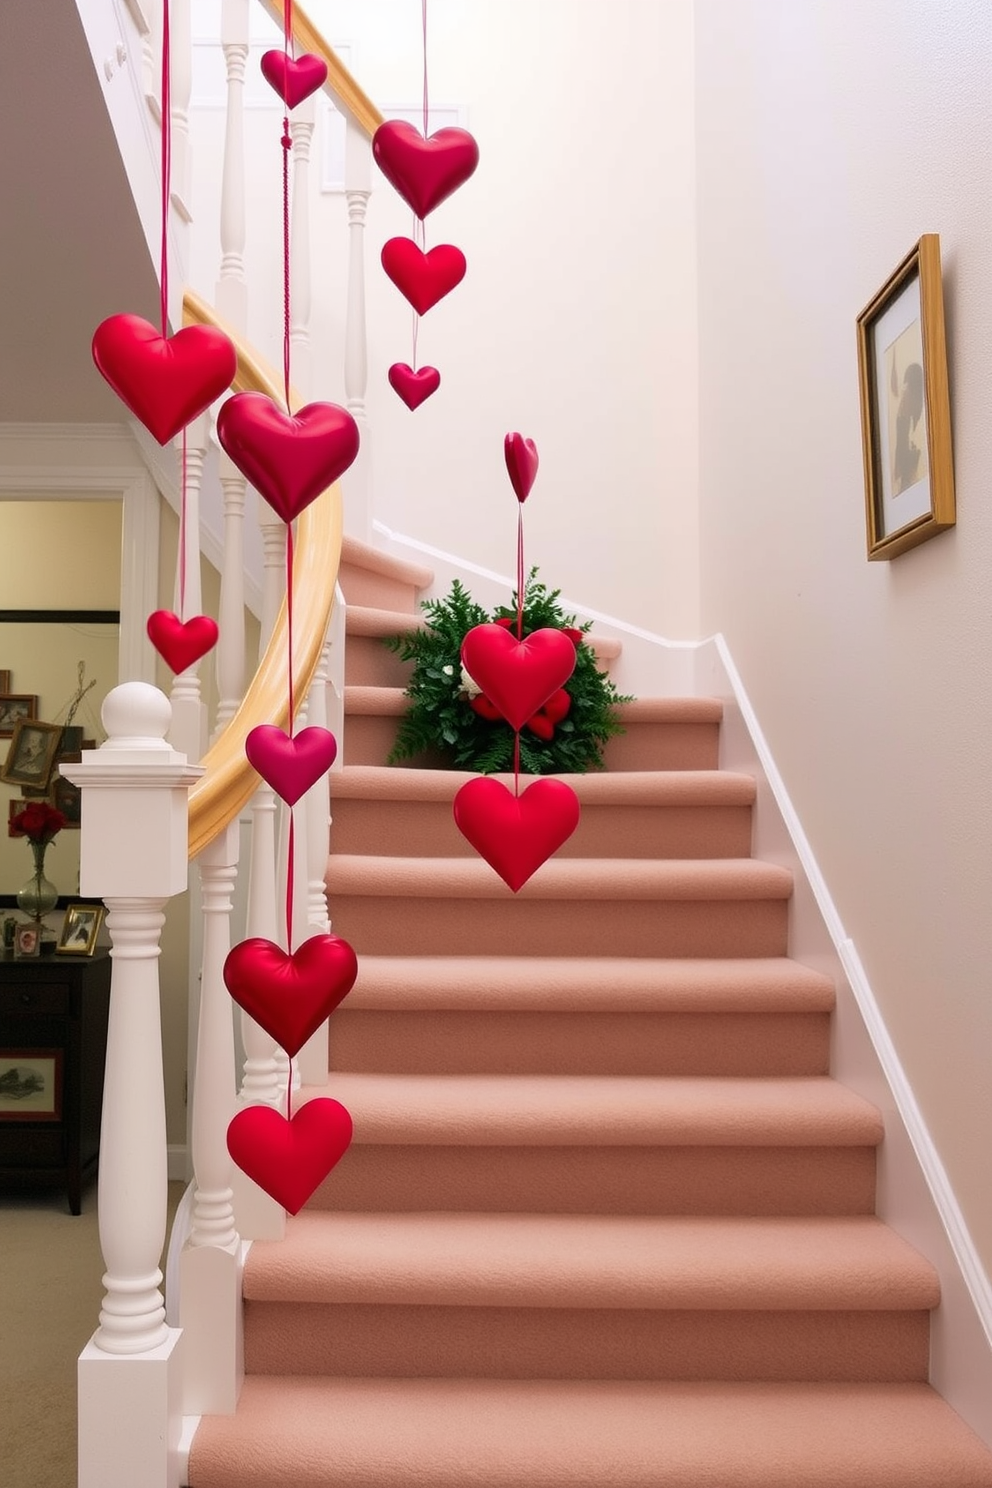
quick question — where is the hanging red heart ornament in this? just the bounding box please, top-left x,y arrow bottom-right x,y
245,724 -> 337,806
260,49 -> 328,109
224,934 -> 359,1058
92,315 -> 237,445
216,392 -> 360,522
454,776 -> 581,892
372,120 -> 480,219
504,432 -> 539,503
460,624 -> 577,731
381,239 -> 467,315
388,363 -> 441,411
146,610 -> 219,673
227,1098 -> 353,1215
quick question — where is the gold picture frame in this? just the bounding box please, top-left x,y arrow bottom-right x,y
856,234 -> 955,560
57,903 -> 104,957
1,719 -> 63,789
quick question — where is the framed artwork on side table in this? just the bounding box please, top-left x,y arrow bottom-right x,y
0,1048 -> 63,1120
57,904 -> 104,957
856,234 -> 955,560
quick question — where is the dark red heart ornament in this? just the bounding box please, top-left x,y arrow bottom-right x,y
224,934 -> 359,1058
372,120 -> 480,219
216,392 -> 360,522
381,239 -> 466,315
504,432 -> 539,503
461,624 -> 577,731
227,1098 -> 353,1214
388,363 -> 441,410
92,315 -> 237,445
246,724 -> 337,806
454,776 -> 580,892
260,50 -> 328,109
146,611 -> 219,673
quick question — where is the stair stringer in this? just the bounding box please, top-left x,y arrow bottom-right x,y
694,630 -> 992,1448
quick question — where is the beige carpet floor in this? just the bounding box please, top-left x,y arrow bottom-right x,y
0,1179 -> 185,1487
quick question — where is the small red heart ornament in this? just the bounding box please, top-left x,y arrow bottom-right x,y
246,724 -> 337,806
146,611 -> 219,673
224,934 -> 359,1058
260,50 -> 328,109
372,120 -> 480,219
460,624 -> 577,732
381,239 -> 467,315
504,432 -> 539,503
388,363 -> 441,410
92,315 -> 237,445
216,392 -> 360,523
227,1098 -> 353,1214
454,776 -> 581,892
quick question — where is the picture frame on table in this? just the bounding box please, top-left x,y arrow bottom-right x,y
0,694 -> 37,740
57,903 -> 104,957
1,719 -> 62,789
14,923 -> 41,959
856,234 -> 955,560
0,1048 -> 63,1120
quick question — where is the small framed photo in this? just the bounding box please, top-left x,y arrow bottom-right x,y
14,923 -> 41,959
856,234 -> 955,560
57,903 -> 104,957
0,695 -> 37,740
1,719 -> 62,789
0,1048 -> 63,1120
52,775 -> 81,827
0,671 -> 11,694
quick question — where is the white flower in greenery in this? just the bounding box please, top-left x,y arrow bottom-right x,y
442,665 -> 454,676
460,664 -> 483,697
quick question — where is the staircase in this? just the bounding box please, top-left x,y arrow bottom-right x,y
188,540 -> 992,1488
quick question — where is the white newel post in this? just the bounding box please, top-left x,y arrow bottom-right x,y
168,416 -> 209,762
69,684 -> 202,1488
181,817 -> 244,1413
344,114 -> 372,542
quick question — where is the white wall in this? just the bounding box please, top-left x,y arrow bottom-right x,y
189,0 -> 699,635
695,1 -> 992,1274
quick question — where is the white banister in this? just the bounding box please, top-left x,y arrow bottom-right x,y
343,114 -> 372,543
181,818 -> 243,1414
168,416 -> 209,762
68,683 -> 201,1488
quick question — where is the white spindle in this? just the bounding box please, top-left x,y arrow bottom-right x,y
213,460 -> 248,735
344,114 -> 372,542
217,0 -> 250,330
289,96 -> 316,400
180,819 -> 243,1414
69,684 -> 201,1488
326,582 -> 346,773
169,0 -> 193,222
141,0 -> 161,121
168,417 -> 208,762
304,637 -> 332,935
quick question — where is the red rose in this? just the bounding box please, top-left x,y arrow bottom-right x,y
543,689 -> 571,724
10,801 -> 67,843
526,712 -> 555,741
469,695 -> 503,721
561,627 -> 583,647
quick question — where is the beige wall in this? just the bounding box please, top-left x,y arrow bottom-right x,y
189,0 -> 700,636
695,2 -> 992,1269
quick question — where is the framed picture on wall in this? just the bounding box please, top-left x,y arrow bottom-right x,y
1,719 -> 62,789
0,694 -> 37,740
856,234 -> 955,560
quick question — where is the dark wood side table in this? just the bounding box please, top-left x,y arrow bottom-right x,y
0,949 -> 111,1214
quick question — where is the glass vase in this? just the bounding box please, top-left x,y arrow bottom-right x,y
17,840 -> 58,920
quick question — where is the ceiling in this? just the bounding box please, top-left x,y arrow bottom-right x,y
0,0 -> 160,424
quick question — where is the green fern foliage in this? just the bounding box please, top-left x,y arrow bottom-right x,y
385,572 -> 631,774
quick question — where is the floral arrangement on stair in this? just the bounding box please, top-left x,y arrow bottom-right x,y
385,570 -> 631,776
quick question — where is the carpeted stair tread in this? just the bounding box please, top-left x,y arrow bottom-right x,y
326,854 -> 792,900
333,765 -> 756,805
309,1073 -> 883,1146
343,689 -> 722,723
346,605 -> 427,638
346,955 -> 834,1011
345,684 -> 409,715
243,1212 -> 938,1312
340,535 -> 434,592
188,1376 -> 992,1488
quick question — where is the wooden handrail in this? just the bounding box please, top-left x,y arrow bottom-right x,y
182,288 -> 344,859
257,0 -> 384,137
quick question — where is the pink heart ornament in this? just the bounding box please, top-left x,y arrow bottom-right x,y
260,50 -> 328,109
227,1099 -> 353,1214
246,724 -> 337,806
388,363 -> 441,411
381,238 -> 467,315
224,934 -> 358,1058
146,611 -> 219,673
454,776 -> 580,892
92,315 -> 237,445
216,391 -> 360,523
372,120 -> 480,219
505,432 -> 539,503
460,624 -> 577,732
